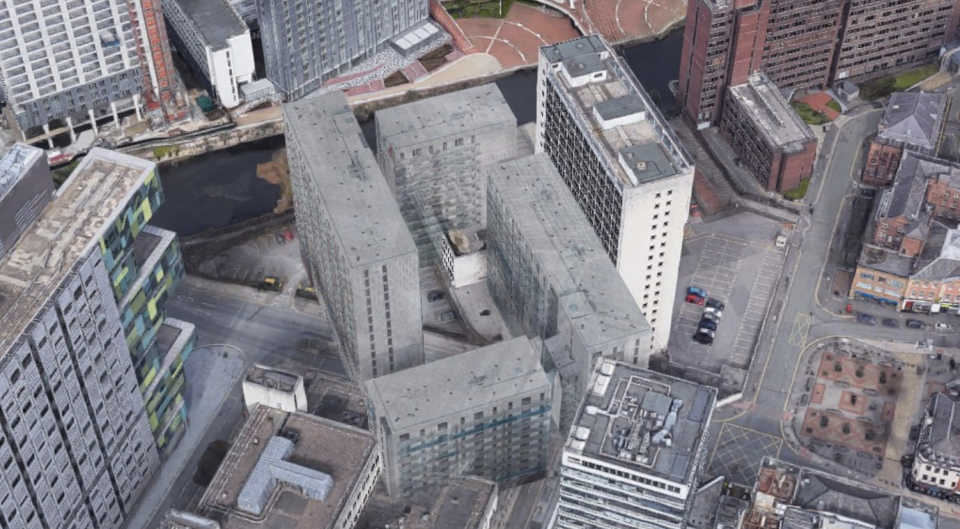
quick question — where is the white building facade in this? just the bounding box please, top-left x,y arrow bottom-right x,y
536,36 -> 695,352
162,0 -> 254,108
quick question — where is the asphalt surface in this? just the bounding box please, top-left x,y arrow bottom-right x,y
703,82 -> 960,495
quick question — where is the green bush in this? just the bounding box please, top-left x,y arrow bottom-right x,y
782,178 -> 810,201
791,102 -> 831,125
826,99 -> 841,113
859,64 -> 938,101
153,145 -> 180,160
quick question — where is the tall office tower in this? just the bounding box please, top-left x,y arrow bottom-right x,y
0,0 -> 185,137
0,149 -> 193,529
536,36 -> 694,352
284,93 -> 423,382
365,336 -> 554,497
0,144 -> 53,260
259,0 -> 429,100
551,361 -> 717,529
375,84 -> 518,265
677,0 -> 959,128
486,154 -> 651,429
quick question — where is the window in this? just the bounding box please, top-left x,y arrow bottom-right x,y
413,148 -> 421,156
455,138 -> 464,147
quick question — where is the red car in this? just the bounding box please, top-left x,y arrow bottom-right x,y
686,293 -> 705,305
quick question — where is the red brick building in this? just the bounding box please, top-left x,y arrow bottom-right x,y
861,92 -> 949,186
718,73 -> 818,192
862,142 -> 902,187
127,0 -> 187,123
678,0 -> 959,128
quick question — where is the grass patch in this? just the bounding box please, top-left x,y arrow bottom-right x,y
152,145 -> 180,160
447,0 -> 514,18
384,71 -> 410,87
782,178 -> 810,201
791,102 -> 831,125
859,64 -> 939,100
826,99 -> 841,113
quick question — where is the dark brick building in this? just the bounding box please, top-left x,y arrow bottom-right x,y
678,0 -> 959,128
719,72 -> 818,192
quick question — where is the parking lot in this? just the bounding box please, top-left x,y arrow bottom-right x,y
669,212 -> 787,375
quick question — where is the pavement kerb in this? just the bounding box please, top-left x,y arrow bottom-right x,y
814,193 -> 856,319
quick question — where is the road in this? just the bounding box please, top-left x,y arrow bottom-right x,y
128,274 -> 345,529
704,81 -> 960,494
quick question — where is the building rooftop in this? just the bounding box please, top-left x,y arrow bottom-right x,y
878,152 -> 958,220
357,477 -> 497,529
917,392 -> 960,467
727,72 -> 816,153
375,83 -> 516,148
283,93 -> 416,268
878,92 -> 949,152
0,148 -> 154,354
751,458 -> 904,529
566,361 -> 716,485
913,222 -> 960,281
540,36 -> 692,189
486,154 -> 650,350
246,364 -> 302,394
0,143 -> 43,200
858,245 -> 914,278
170,0 -> 247,50
364,336 -> 549,432
199,405 -> 377,529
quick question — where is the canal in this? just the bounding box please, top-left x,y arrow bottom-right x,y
150,30 -> 684,236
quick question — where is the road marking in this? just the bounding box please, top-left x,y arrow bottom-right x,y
788,312 -> 811,347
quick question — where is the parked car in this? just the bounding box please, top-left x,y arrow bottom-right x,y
685,293 -> 705,306
704,306 -> 723,319
693,332 -> 714,345
706,299 -> 725,311
881,318 -> 899,328
701,311 -> 720,323
699,318 -> 718,331
427,290 -> 445,302
687,286 -> 708,299
857,313 -> 876,325
906,319 -> 925,329
935,322 -> 952,330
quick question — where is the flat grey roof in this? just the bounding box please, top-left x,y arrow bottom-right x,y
567,361 -> 716,485
619,143 -> 677,183
486,154 -> 650,350
858,245 -> 914,278
169,0 -> 247,50
539,36 -> 693,189
283,92 -> 416,268
364,336 -> 549,431
727,72 -> 816,152
375,83 -> 516,148
0,148 -> 155,355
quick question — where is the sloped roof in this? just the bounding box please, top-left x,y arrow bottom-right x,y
882,153 -> 960,220
878,92 -> 949,152
919,392 -> 960,463
914,222 -> 960,281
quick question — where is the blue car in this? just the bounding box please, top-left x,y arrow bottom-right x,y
687,286 -> 708,299
699,318 -> 717,331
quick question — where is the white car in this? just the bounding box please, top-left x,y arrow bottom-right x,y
934,322 -> 952,330
704,306 -> 723,319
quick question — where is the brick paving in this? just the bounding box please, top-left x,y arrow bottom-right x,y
797,92 -> 841,121
801,408 -> 885,454
458,3 -> 580,68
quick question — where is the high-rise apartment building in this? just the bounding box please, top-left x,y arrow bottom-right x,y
485,153 -> 651,429
375,84 -> 518,265
0,144 -> 53,260
536,36 -> 694,352
0,149 -> 194,529
0,0 -> 185,136
677,0 -> 959,128
258,0 -> 428,100
365,336 -> 554,497
284,92 -> 424,382
551,361 -> 717,529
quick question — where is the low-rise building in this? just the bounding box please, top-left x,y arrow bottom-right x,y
873,153 -> 938,256
922,158 -> 960,221
364,336 -> 554,497
912,391 -> 960,498
162,0 -> 255,108
0,144 -> 52,260
552,361 -> 716,529
191,404 -> 381,529
849,246 -> 912,307
903,222 -> 960,313
719,72 -> 817,193
242,364 -> 308,413
358,476 -> 498,529
436,226 -> 487,289
862,93 -> 951,186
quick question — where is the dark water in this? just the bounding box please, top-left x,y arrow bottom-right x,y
157,30 -> 684,235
